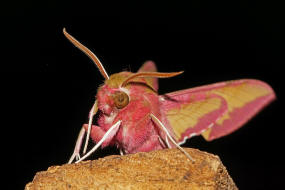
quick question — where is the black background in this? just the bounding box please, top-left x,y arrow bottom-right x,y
1,1 -> 283,189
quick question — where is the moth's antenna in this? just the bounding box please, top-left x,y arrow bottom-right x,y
121,71 -> 183,87
63,28 -> 109,80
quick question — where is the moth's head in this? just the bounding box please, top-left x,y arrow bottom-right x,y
96,72 -> 132,115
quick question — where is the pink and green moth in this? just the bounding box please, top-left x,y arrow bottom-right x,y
63,29 -> 276,163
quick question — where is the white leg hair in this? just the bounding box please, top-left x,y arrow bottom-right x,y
158,134 -> 170,148
150,114 -> 195,162
165,135 -> 171,148
120,149 -> 124,156
68,127 -> 86,163
83,100 -> 98,154
75,120 -> 122,163
158,136 -> 165,147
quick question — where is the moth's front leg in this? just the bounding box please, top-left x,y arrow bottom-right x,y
68,127 -> 85,163
83,100 -> 98,154
68,123 -> 106,164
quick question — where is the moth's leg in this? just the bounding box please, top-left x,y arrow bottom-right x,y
68,127 -> 85,163
83,100 -> 98,154
150,114 -> 195,162
158,135 -> 166,147
69,121 -> 102,164
165,135 -> 171,148
157,133 -> 170,148
76,120 -> 122,163
120,149 -> 124,156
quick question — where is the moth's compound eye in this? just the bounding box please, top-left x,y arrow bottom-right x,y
112,91 -> 129,109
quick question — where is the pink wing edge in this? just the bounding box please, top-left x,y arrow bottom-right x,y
159,79 -> 276,144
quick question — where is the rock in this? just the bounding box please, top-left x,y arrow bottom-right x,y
25,148 -> 238,190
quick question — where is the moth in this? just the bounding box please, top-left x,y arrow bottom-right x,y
63,29 -> 276,163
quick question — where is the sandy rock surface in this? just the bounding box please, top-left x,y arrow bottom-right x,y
25,148 -> 238,190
